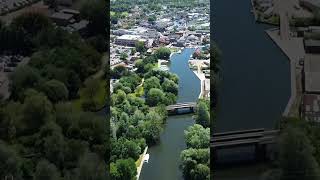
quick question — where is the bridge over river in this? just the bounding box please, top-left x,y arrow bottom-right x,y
166,102 -> 197,115
211,128 -> 279,162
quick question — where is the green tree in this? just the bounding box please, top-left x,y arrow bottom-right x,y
111,138 -> 141,161
66,70 -> 81,99
0,142 -> 22,179
80,0 -> 107,35
148,15 -> 157,23
111,158 -> 137,180
10,66 -> 41,100
41,79 -> 68,103
111,65 -> 129,79
131,48 -> 136,55
146,88 -> 165,106
195,101 -> 210,128
83,78 -> 100,100
180,148 -> 210,180
155,47 -> 171,59
142,118 -> 162,145
75,152 -> 108,180
190,164 -> 210,180
185,124 -> 210,149
135,41 -> 146,53
86,35 -> 107,53
11,12 -> 51,38
162,78 -> 178,95
21,93 -> 53,134
279,126 -> 320,180
34,159 -> 61,180
144,76 -> 161,94
120,53 -> 128,60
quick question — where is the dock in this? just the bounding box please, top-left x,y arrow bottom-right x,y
266,28 -> 305,117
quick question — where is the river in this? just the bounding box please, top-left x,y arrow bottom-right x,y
140,48 -> 200,180
213,0 -> 290,179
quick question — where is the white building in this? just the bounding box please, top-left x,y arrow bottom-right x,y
115,35 -> 147,47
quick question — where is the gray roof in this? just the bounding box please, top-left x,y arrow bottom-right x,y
305,54 -> 320,93
51,12 -> 73,20
305,39 -> 320,47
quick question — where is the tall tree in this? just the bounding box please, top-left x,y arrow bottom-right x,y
279,126 -> 320,180
195,101 -> 210,128
34,159 -> 61,180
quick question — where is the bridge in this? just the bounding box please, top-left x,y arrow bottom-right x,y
166,102 -> 196,115
211,128 -> 279,162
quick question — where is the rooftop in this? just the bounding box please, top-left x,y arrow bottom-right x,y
117,34 -> 146,41
51,12 -> 73,20
305,54 -> 320,93
305,39 -> 320,47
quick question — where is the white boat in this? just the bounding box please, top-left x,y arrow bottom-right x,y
144,154 -> 150,163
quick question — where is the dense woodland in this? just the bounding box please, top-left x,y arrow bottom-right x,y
0,0 -> 109,179
180,99 -> 211,180
110,45 -> 179,179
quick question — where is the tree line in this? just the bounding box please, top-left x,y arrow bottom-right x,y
180,99 -> 211,180
0,0 -> 109,179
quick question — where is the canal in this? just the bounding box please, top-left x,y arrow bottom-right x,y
213,0 -> 290,179
140,48 -> 201,180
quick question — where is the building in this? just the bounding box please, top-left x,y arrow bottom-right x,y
304,54 -> 320,93
61,9 -> 80,21
302,94 -> 320,121
70,20 -> 89,35
113,29 -> 133,36
50,12 -> 74,26
203,78 -> 210,98
115,35 -> 146,47
304,39 -> 320,53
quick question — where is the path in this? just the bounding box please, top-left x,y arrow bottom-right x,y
190,60 -> 206,98
266,29 -> 305,117
265,0 -> 305,117
136,147 -> 148,180
92,53 -> 108,79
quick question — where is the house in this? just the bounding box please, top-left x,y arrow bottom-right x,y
50,12 -> 74,26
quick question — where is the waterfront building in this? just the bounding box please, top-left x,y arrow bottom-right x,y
115,35 -> 147,47
304,54 -> 320,94
302,94 -> 320,122
304,39 -> 320,53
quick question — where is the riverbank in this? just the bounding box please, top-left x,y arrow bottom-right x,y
136,147 -> 148,180
265,28 -> 304,117
140,48 -> 200,180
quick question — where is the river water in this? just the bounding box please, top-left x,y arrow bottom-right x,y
213,0 -> 290,179
213,0 -> 290,132
140,48 -> 200,180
